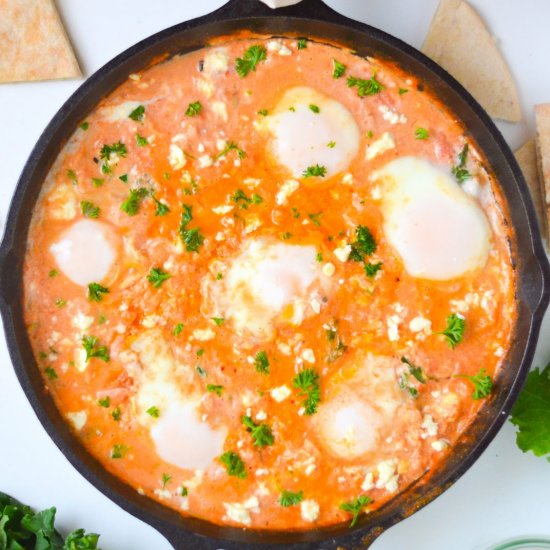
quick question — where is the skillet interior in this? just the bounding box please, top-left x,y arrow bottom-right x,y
0,0 -> 549,548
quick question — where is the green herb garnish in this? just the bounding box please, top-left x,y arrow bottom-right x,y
293,369 -> 321,415
279,490 -> 304,507
339,495 -> 373,527
437,313 -> 465,349
82,335 -> 109,362
219,451 -> 247,478
80,201 -> 100,219
128,105 -> 145,121
147,267 -> 171,289
185,101 -> 202,117
347,74 -> 384,97
242,415 -> 274,447
235,45 -> 267,77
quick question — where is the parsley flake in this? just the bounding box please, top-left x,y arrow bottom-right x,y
111,444 -> 128,459
216,141 -> 246,160
146,406 -> 160,418
293,369 -> 321,415
451,144 -> 471,184
120,187 -> 148,216
207,384 -> 224,396
211,317 -> 225,327
88,282 -> 109,302
128,105 -> 145,122
349,225 -> 377,262
297,38 -> 308,50
242,415 -> 274,447
185,101 -> 202,117
347,74 -> 384,97
152,195 -> 170,216
82,335 -> 109,362
437,313 -> 465,349
147,267 -> 171,289
415,127 -> 429,140
219,451 -> 247,478
98,397 -> 110,408
333,59 -> 346,79
339,495 -> 373,528
81,201 -> 100,219
456,368 -> 493,400
309,104 -> 320,114
364,261 -> 383,278
235,45 -> 267,77
135,133 -> 148,147
254,351 -> 270,374
280,489 -> 304,507
302,164 -> 327,178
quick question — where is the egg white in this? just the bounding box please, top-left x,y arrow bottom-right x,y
374,156 -> 491,280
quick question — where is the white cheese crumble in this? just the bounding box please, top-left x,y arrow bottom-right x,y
198,154 -> 213,168
421,414 -> 439,439
387,315 -> 401,342
168,143 -> 186,170
72,312 -> 94,331
431,439 -> 449,452
361,471 -> 374,491
67,411 -> 87,431
203,49 -> 230,75
322,262 -> 336,277
255,410 -> 267,421
154,488 -> 172,500
310,298 -> 321,314
300,499 -> 320,522
366,132 -> 395,161
212,205 -> 233,215
223,497 -> 260,525
378,104 -> 407,125
333,244 -> 352,262
255,468 -> 268,476
409,316 -> 432,334
342,173 -> 353,185
192,328 -> 215,341
271,385 -> 292,402
376,459 -> 399,493
243,177 -> 261,188
74,348 -> 88,373
275,179 -> 300,205
267,40 -> 292,56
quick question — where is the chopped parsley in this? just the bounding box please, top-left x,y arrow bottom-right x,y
242,415 -> 274,447
146,406 -> 160,418
207,384 -> 224,396
196,348 -> 205,357
451,143 -> 471,184
254,350 -> 270,374
111,444 -> 128,459
185,101 -> 202,117
98,397 -> 110,408
415,127 -> 429,140
120,187 -> 148,216
92,177 -> 104,188
308,212 -> 323,227
44,366 -> 58,380
339,495 -> 373,528
216,140 -> 246,160
128,105 -> 145,121
55,298 -> 66,308
258,109 -> 268,116
327,140 -> 336,148
152,195 -> 170,216
279,489 -> 304,507
172,323 -> 184,336
316,252 -> 323,262
297,37 -> 308,49
88,282 -> 109,302
293,369 -> 321,415
82,335 -> 109,362
48,269 -> 58,277
437,313 -> 465,349
67,169 -> 78,184
333,59 -> 346,79
147,267 -> 171,289
196,365 -> 207,378
456,368 -> 493,400
119,174 -> 128,183
326,323 -> 347,363
398,88 -> 409,95
302,164 -> 327,178
181,486 -> 188,497
99,141 -> 127,173
364,261 -> 383,278
235,44 -> 267,77
80,121 -> 89,130
280,231 -> 293,240
180,226 -> 204,252
219,451 -> 247,479
349,225 -> 377,262
231,189 -> 263,209
80,200 -> 100,219
347,74 -> 384,97
135,133 -> 148,147
401,356 -> 427,384
309,104 -> 320,113
111,407 -> 121,421
291,207 -> 301,218
211,317 -> 225,327
162,473 -> 172,488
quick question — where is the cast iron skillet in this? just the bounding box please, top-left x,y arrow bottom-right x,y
1,0 -> 549,548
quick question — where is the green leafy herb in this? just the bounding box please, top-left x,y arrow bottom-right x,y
242,415 -> 274,447
235,44 -> 267,77
364,261 -> 382,278
196,365 -> 207,378
230,189 -> 262,209
207,384 -> 224,396
161,473 -> 171,488
44,367 -> 58,380
135,133 -> 148,147
349,225 -> 377,262
280,232 -> 293,240
302,164 -> 327,178
152,195 -> 170,216
120,187 -> 148,216
297,38 -> 308,49
111,444 -> 128,459
88,282 -> 109,302
326,324 -> 347,363
510,363 -> 550,460
180,227 -> 204,252
146,406 -> 160,418
82,335 -> 109,362
119,174 -> 128,183
291,207 -> 301,218
128,105 -> 145,121
327,141 -> 336,148
172,323 -> 184,336
98,397 -> 110,408
415,127 -> 429,140
339,495 -> 373,528
67,169 -> 78,184
347,74 -> 384,97
216,272 -> 223,280
279,489 -> 304,507
333,59 -> 346,79
309,104 -> 320,114
185,101 -> 202,117
219,451 -> 247,478
111,407 -> 121,421
456,368 -> 493,400
48,269 -> 58,277
99,141 -> 127,173
80,121 -> 89,130
211,317 -> 225,327
92,177 -> 104,188
196,348 -> 205,357
316,252 -> 323,262
216,140 -> 246,160
401,356 -> 427,383
398,88 -> 409,95
293,369 -> 321,415
254,350 -> 270,374
80,201 -> 100,219
180,487 -> 188,497
308,212 -> 322,226
451,143 -> 471,184
437,313 -> 465,349
147,267 -> 171,289
258,109 -> 268,116
55,298 -> 66,308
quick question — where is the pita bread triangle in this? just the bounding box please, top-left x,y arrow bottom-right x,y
0,0 -> 81,83
422,0 -> 521,122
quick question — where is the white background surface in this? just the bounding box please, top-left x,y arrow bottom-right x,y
1,1 -> 550,549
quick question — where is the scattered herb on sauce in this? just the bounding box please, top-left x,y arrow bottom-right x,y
119,174 -> 128,183
219,451 -> 247,478
279,490 -> 304,507
510,363 -> 550,459
212,317 -> 225,327
196,365 -> 207,378
98,397 -> 110,408
146,406 -> 160,418
339,495 -> 373,527
185,101 -> 202,117
99,141 -> 127,173
88,282 -> 109,302
162,473 -> 172,488
364,261 -> 383,278
293,369 -> 321,415
254,351 -> 270,374
197,349 -> 205,357
55,298 -> 66,308
258,109 -> 268,116
316,252 -> 323,262
172,323 -> 184,336
326,324 -> 347,363
349,225 -> 377,262
415,127 -> 429,140
207,384 -> 224,396
280,232 -> 293,240
347,74 -> 384,97
332,59 -> 346,79
181,487 -> 188,497
438,313 -> 465,349
401,356 -> 427,383
92,177 -> 104,188
120,187 -> 149,216
451,143 -> 471,184
216,140 -> 246,160
80,121 -> 89,130
48,269 -> 58,277
292,207 -> 301,218
327,140 -> 336,148
82,335 -> 109,362
242,415 -> 274,447
231,189 -> 263,209
67,169 -> 78,184
216,273 -> 223,280
44,366 -> 58,380
456,368 -> 493,400
398,88 -> 408,95
302,164 -> 327,178
179,204 -> 205,253
80,200 -> 100,219
147,267 -> 171,289
297,38 -> 308,50
309,104 -> 320,113
128,105 -> 145,121
135,133 -> 148,147
111,407 -> 122,421
308,212 -> 323,226
235,44 -> 267,77
111,444 -> 128,459
152,195 -> 170,216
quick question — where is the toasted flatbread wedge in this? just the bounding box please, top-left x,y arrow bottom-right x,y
0,0 -> 81,83
515,138 -> 547,241
422,0 -> 521,122
535,104 -> 550,241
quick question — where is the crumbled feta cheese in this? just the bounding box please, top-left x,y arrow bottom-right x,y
376,459 -> 399,493
74,348 -> 88,373
421,414 -> 438,439
333,244 -> 352,262
197,143 -> 205,153
203,49 -> 230,75
195,78 -> 214,98
267,40 -> 292,56
198,154 -> 213,168
378,104 -> 407,125
243,178 -> 261,188
142,315 -> 160,328
271,385 -> 292,402
256,482 -> 270,496
310,298 -> 321,314
180,496 -> 189,510
168,143 -> 186,170
431,439 -> 449,452
301,348 -> 315,364
255,410 -> 267,421
67,411 -> 87,431
409,316 -> 432,334
300,499 -> 320,522
277,342 -> 291,355
322,262 -> 336,277
215,231 -> 225,241
387,315 -> 401,342
192,328 -> 215,341
212,205 -> 233,215
256,468 -> 268,476
361,471 -> 374,491
342,173 -> 353,185
366,132 -> 395,160
494,346 -> 504,357
72,312 -> 94,331
129,73 -> 141,81
244,216 -> 262,234
275,179 -> 300,205
154,488 -> 172,500
223,497 -> 260,525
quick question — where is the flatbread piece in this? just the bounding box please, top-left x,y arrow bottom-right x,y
422,0 -> 521,122
0,0 -> 81,83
